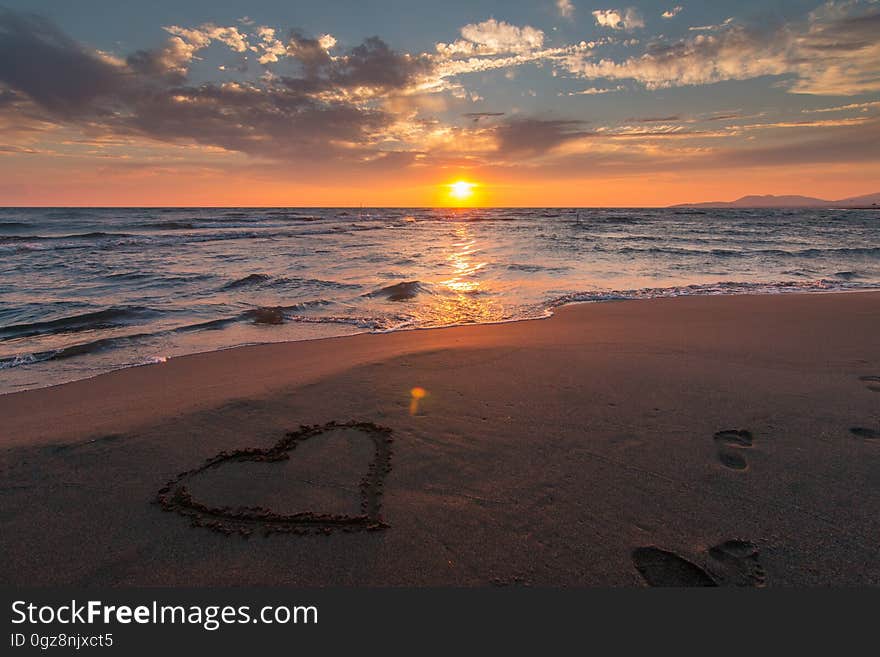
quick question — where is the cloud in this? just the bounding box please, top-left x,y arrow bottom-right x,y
463,112 -> 505,123
254,26 -> 287,64
567,1 -> 880,95
592,8 -> 645,31
125,22 -> 253,81
566,23 -> 788,89
556,0 -> 575,19
436,19 -> 544,56
714,118 -> 880,168
662,6 -> 683,19
688,18 -> 735,32
520,116 -> 880,177
0,9 -> 126,115
430,20 -> 591,89
0,9 -> 435,165
789,1 -> 880,94
127,37 -> 198,80
164,23 -> 249,54
628,115 -> 682,122
567,85 -> 624,95
2,3 -> 879,182
330,37 -> 431,92
803,100 -> 880,113
493,118 -> 593,156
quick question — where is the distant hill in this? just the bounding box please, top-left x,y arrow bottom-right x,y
674,192 -> 880,208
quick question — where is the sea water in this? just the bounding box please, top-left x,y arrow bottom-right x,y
1,206 -> 877,393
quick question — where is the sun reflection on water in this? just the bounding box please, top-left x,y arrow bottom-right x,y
429,224 -> 499,325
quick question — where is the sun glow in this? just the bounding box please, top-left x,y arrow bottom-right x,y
448,180 -> 475,202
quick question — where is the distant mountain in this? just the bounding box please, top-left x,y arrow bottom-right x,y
674,192 -> 880,208
837,192 -> 880,206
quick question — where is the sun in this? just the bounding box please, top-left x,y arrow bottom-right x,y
449,180 -> 475,201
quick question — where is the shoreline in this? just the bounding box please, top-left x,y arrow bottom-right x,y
1,291 -> 878,586
2,290 -> 878,448
3,284 -> 877,399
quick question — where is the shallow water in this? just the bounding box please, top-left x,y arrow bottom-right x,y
1,206 -> 878,393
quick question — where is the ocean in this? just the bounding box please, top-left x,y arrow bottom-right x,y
1,206 -> 878,394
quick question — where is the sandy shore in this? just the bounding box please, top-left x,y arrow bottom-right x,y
1,292 -> 878,586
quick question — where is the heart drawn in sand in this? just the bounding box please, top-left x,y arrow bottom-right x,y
155,421 -> 393,537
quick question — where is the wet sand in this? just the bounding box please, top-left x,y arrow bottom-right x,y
1,292 -> 878,586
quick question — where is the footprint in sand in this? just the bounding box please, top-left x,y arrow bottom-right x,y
633,540 -> 766,587
632,547 -> 718,587
714,429 -> 754,470
707,539 -> 767,587
850,427 -> 879,440
858,375 -> 880,392
718,451 -> 748,470
848,378 -> 879,440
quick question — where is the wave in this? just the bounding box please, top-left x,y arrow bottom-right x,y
0,332 -> 151,369
547,279 -> 878,308
611,246 -> 880,258
3,278 -> 877,375
0,231 -> 137,244
507,263 -> 571,273
142,221 -> 197,230
222,273 -> 272,289
0,299 -> 343,369
266,277 -> 362,291
2,229 -> 293,254
220,274 -> 362,292
0,306 -> 159,341
365,281 -> 430,301
245,307 -> 286,325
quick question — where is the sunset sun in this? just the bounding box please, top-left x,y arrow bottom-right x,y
448,181 -> 475,202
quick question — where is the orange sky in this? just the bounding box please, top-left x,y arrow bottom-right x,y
3,154 -> 878,206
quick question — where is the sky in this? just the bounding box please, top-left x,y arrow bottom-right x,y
0,0 -> 878,206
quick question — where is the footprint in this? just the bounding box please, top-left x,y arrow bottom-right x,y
850,427 -> 879,440
632,547 -> 718,587
707,539 -> 767,587
858,375 -> 880,392
633,541 -> 767,587
714,429 -> 754,447
718,451 -> 748,470
714,429 -> 754,470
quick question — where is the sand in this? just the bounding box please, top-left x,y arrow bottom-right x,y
0,292 -> 878,586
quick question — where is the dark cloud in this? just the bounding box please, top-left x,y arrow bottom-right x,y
126,48 -> 185,83
0,87 -> 21,107
126,84 -> 388,160
0,9 -> 125,115
463,111 -> 505,123
284,31 -> 334,75
0,9 -> 431,163
494,118 -> 592,156
705,113 -> 744,121
626,115 -> 681,122
799,9 -> 880,53
331,37 -> 432,90
517,117 -> 880,179
716,118 -> 880,168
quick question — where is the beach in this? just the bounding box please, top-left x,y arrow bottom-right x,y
1,291 -> 878,586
